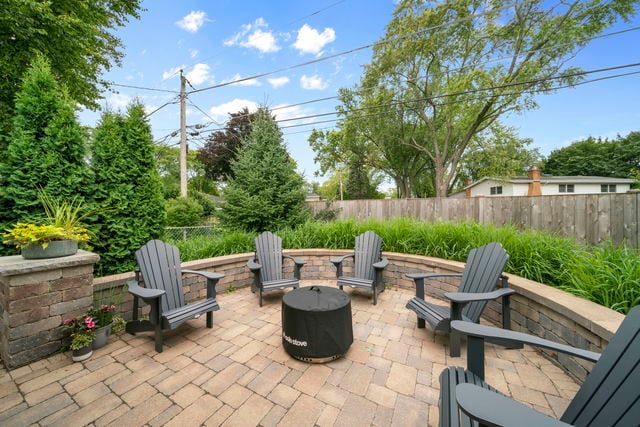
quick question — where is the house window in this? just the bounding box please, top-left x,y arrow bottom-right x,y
601,184 -> 617,193
490,186 -> 502,195
559,184 -> 574,193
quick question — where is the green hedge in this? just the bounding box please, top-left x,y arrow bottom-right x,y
175,219 -> 640,314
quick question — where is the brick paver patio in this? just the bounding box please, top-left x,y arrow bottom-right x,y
0,281 -> 580,426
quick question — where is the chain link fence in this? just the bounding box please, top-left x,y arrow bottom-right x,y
164,226 -> 219,242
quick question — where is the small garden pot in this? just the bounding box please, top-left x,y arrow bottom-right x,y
92,323 -> 113,349
21,240 -> 78,259
71,345 -> 93,362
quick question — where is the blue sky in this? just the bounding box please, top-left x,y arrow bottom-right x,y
80,0 -> 640,183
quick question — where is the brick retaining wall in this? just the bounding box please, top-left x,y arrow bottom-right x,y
0,251 -> 100,369
93,249 -> 624,382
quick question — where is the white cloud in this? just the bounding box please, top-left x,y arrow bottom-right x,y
268,77 -> 290,88
176,11 -> 207,33
209,99 -> 259,122
189,48 -> 199,59
293,24 -> 336,56
185,63 -> 212,85
105,93 -> 132,111
224,18 -> 280,53
221,73 -> 261,87
300,74 -> 328,90
162,65 -> 186,80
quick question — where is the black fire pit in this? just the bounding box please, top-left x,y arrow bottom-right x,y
282,285 -> 353,362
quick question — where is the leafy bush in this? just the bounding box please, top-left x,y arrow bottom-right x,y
175,218 -> 640,314
166,197 -> 204,227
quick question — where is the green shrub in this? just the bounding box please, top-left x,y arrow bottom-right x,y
174,218 -> 640,314
166,197 -> 204,227
89,102 -> 165,275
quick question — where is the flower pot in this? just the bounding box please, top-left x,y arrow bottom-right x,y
71,345 -> 93,362
21,240 -> 78,259
92,323 -> 113,349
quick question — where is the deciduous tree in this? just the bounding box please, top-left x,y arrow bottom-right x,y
0,0 -> 143,149
197,107 -> 257,181
342,0 -> 637,197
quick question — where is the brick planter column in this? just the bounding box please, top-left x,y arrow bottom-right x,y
0,250 -> 99,369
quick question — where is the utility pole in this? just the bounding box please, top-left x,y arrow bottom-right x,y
179,70 -> 188,197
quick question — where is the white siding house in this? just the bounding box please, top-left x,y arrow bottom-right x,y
464,167 -> 634,197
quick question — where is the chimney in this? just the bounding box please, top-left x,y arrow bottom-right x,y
527,166 -> 542,196
465,179 -> 473,198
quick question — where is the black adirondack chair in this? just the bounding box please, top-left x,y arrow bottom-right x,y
330,230 -> 389,305
125,240 -> 224,352
247,231 -> 305,307
405,242 -> 515,356
440,305 -> 640,427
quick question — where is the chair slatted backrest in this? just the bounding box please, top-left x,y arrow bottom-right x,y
353,231 -> 383,281
135,240 -> 185,313
255,231 -> 283,282
458,242 -> 509,322
561,305 -> 640,426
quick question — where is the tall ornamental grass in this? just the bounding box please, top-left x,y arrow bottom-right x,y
173,219 -> 639,314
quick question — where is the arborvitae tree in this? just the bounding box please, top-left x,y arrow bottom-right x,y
219,108 -> 308,232
90,102 -> 165,275
0,56 -> 88,228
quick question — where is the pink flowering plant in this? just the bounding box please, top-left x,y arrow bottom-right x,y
62,315 -> 96,350
87,304 -> 117,328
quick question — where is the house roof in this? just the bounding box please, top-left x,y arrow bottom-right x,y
464,175 -> 635,190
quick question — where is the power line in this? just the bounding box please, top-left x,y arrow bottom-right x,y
185,23 -> 640,127
109,82 -> 179,94
192,61 -> 640,135
188,0 -> 533,94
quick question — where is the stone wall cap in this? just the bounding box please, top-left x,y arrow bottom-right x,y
0,249 -> 100,276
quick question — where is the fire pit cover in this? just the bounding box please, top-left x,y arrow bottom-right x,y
282,286 -> 353,362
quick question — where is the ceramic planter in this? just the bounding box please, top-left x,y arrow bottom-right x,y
21,240 -> 78,259
71,345 -> 93,362
92,323 -> 113,349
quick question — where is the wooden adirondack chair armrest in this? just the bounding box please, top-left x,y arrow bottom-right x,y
182,269 -> 224,281
405,272 -> 462,300
283,254 -> 306,266
127,280 -> 165,300
247,258 -> 262,272
456,384 -> 573,427
451,321 -> 601,363
372,256 -> 388,270
330,254 -> 354,266
445,287 -> 515,304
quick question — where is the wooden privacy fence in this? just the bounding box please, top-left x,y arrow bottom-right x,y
306,192 -> 640,248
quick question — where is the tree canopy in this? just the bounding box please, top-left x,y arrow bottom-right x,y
313,0 -> 637,197
543,132 -> 640,178
197,107 -> 257,181
0,0 -> 143,149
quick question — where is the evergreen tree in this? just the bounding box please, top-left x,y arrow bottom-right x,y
219,108 -> 308,232
90,102 -> 165,275
0,56 -> 88,228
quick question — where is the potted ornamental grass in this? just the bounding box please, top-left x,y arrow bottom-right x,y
2,190 -> 93,259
